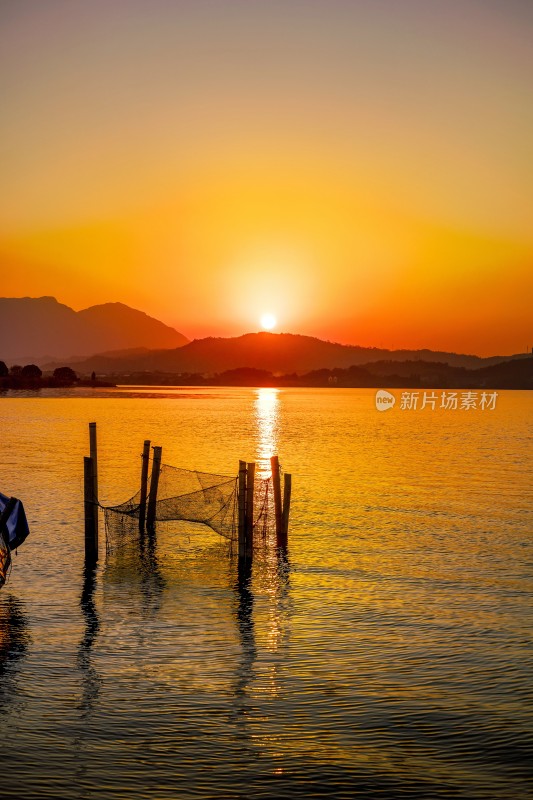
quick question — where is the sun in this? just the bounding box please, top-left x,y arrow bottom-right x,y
260,313 -> 277,331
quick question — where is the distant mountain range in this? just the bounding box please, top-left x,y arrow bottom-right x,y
0,296 -> 188,361
45,331 -> 527,375
2,296 -> 529,380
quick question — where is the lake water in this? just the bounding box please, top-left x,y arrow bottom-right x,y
0,387 -> 532,799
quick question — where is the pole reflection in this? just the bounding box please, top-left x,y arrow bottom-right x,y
74,560 -> 102,797
230,551 -> 293,765
103,525 -> 166,622
230,561 -> 257,744
230,388 -> 292,755
77,561 -> 101,715
139,527 -> 166,619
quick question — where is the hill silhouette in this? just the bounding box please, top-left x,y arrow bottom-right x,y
48,331 -> 528,376
0,296 -> 188,361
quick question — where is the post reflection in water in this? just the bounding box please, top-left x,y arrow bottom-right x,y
231,562 -> 257,741
103,524 -> 166,622
230,389 -> 293,757
0,594 -> 30,713
139,528 -> 166,620
77,561 -> 101,716
254,388 -> 280,477
231,553 -> 294,765
74,560 -> 103,795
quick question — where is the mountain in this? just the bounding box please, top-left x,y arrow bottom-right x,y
0,296 -> 188,361
46,331 -> 529,376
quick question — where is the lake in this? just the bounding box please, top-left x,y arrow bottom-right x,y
0,387 -> 531,799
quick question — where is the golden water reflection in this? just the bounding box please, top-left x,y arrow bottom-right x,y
234,386 -> 290,749
254,388 -> 280,477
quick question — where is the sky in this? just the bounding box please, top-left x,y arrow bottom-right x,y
1,0 -> 532,355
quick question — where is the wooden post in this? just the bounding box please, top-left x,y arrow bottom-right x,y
238,460 -> 247,561
146,445 -> 162,530
138,439 -> 151,531
89,422 -> 99,540
84,456 -> 98,560
281,473 -> 292,548
271,455 -> 283,548
245,462 -> 255,562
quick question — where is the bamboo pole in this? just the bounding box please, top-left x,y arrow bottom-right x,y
238,460 -> 247,561
281,472 -> 292,548
89,422 -> 99,540
146,446 -> 162,530
138,439 -> 151,531
271,455 -> 283,548
84,456 -> 98,560
245,462 -> 255,562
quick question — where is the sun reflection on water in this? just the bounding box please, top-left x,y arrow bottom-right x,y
254,388 -> 280,477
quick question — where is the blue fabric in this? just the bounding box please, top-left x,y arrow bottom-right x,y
0,492 -> 30,549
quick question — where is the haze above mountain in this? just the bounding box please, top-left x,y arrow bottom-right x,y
0,296 -> 188,361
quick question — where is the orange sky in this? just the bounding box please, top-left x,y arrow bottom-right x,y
1,1 -> 532,355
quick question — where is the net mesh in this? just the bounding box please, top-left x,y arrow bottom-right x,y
102,459 -> 279,557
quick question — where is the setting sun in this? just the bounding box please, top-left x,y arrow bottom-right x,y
260,313 -> 277,331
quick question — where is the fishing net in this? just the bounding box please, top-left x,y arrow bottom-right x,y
250,475 -> 277,546
101,457 -> 282,559
155,464 -> 237,537
103,462 -> 237,555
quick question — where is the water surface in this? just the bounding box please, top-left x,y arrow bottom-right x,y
0,388 -> 531,799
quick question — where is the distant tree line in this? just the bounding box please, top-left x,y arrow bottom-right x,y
1,357 -> 531,390
0,362 -> 81,388
108,357 -> 533,390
